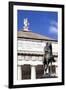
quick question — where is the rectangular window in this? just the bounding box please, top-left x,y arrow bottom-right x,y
25,56 -> 31,60
18,55 -> 25,61
39,56 -> 43,61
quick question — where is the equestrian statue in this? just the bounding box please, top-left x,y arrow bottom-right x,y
43,42 -> 55,77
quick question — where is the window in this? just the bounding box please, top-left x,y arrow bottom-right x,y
18,55 -> 25,61
32,56 -> 36,60
32,56 -> 39,60
25,56 -> 31,60
39,56 -> 43,60
21,55 -> 25,60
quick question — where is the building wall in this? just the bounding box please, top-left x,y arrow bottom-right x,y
17,38 -> 58,80
18,39 -> 58,52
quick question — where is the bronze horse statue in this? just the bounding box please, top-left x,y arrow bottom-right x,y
43,42 -> 55,75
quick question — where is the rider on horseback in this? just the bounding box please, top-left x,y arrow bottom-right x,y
43,42 -> 55,75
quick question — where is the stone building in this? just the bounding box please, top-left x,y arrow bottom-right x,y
17,18 -> 58,80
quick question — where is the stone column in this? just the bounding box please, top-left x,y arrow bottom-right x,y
56,66 -> 58,76
17,65 -> 22,80
31,65 -> 36,79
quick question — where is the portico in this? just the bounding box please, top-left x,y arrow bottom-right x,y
17,52 -> 58,80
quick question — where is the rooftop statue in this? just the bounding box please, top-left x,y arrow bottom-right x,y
23,18 -> 29,31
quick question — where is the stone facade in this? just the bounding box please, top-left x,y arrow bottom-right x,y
17,37 -> 58,80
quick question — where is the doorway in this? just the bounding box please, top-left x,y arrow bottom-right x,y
22,64 -> 31,80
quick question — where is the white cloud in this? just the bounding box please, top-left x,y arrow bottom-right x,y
49,21 -> 58,34
49,26 -> 58,33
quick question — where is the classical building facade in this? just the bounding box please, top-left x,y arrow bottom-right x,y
17,18 -> 58,80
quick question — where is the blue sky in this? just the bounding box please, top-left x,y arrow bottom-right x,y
17,10 -> 58,40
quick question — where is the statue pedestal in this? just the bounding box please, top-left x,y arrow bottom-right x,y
42,73 -> 57,78
42,73 -> 50,78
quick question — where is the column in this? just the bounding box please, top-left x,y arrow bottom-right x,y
56,66 -> 58,76
31,65 -> 36,79
17,65 -> 22,80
